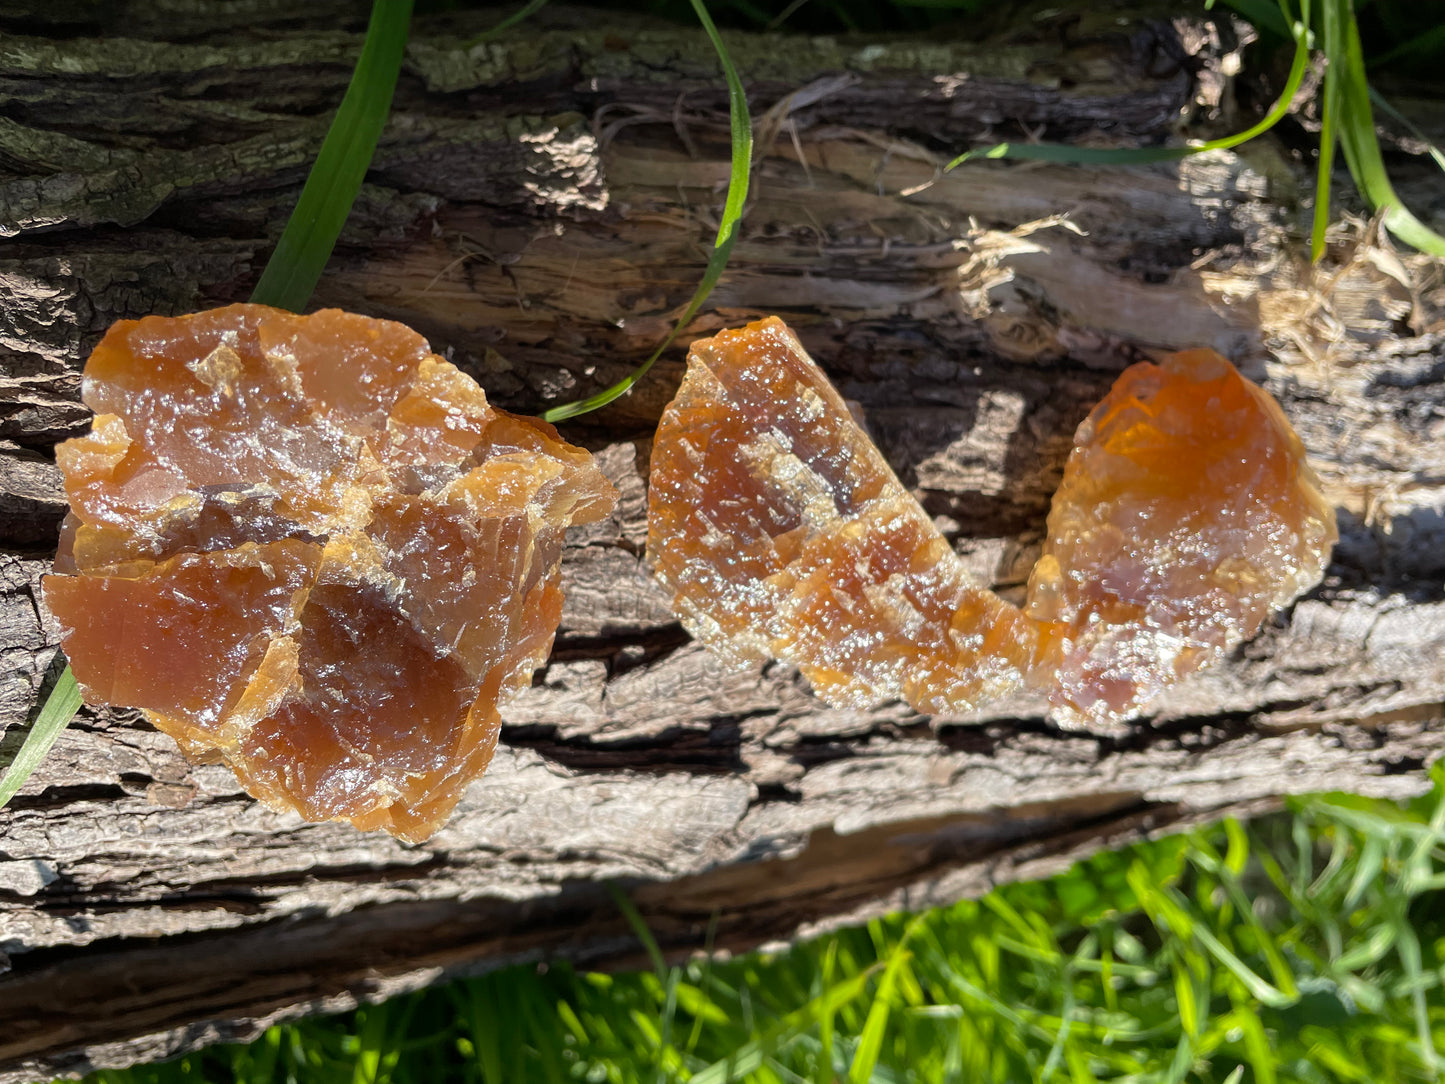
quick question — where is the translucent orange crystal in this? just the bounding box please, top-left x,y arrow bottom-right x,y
647,319 -> 1336,727
44,304 -> 617,841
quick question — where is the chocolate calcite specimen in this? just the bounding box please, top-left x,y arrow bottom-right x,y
45,305 -> 617,841
647,318 -> 1336,728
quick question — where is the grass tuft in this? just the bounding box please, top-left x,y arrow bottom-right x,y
947,0 -> 1313,168
946,0 -> 1445,259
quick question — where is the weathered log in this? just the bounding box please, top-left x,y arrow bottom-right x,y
1,2 -> 1442,1079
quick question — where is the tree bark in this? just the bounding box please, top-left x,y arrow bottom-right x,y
1,1 -> 1442,1079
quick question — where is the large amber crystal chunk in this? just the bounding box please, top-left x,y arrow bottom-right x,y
647,318 -> 1336,727
44,304 -> 617,841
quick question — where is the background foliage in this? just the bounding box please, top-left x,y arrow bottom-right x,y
82,772 -> 1445,1084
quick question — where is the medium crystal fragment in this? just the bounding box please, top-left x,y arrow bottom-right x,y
1029,348 -> 1338,725
44,304 -> 617,841
647,318 -> 1337,727
647,319 -> 1043,714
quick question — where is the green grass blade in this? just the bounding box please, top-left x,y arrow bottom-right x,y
250,0 -> 414,311
0,661 -> 81,809
847,916 -> 924,1083
1189,915 -> 1293,1009
352,999 -> 417,1084
1369,89 -> 1445,174
1335,13 -> 1445,255
815,940 -> 839,1084
1312,0 -> 1344,261
1394,909 -> 1441,1074
946,141 -> 1195,168
847,952 -> 909,1083
463,0 -> 551,48
1237,1006 -> 1276,1084
455,979 -> 506,1082
541,0 -> 752,423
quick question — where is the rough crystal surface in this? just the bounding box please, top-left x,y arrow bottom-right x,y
44,304 -> 617,841
647,318 -> 1337,727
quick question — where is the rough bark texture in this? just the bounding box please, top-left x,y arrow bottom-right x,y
1,1 -> 1443,1079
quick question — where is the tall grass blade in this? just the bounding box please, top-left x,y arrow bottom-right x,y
1312,0 -> 1344,261
455,979 -> 506,1082
351,999 -> 416,1084
5,0 -> 414,814
542,0 -> 753,423
1334,13 -> 1445,255
250,0 -> 414,311
0,661 -> 80,809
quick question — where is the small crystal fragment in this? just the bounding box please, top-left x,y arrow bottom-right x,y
44,304 -> 617,841
647,319 -> 1337,727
